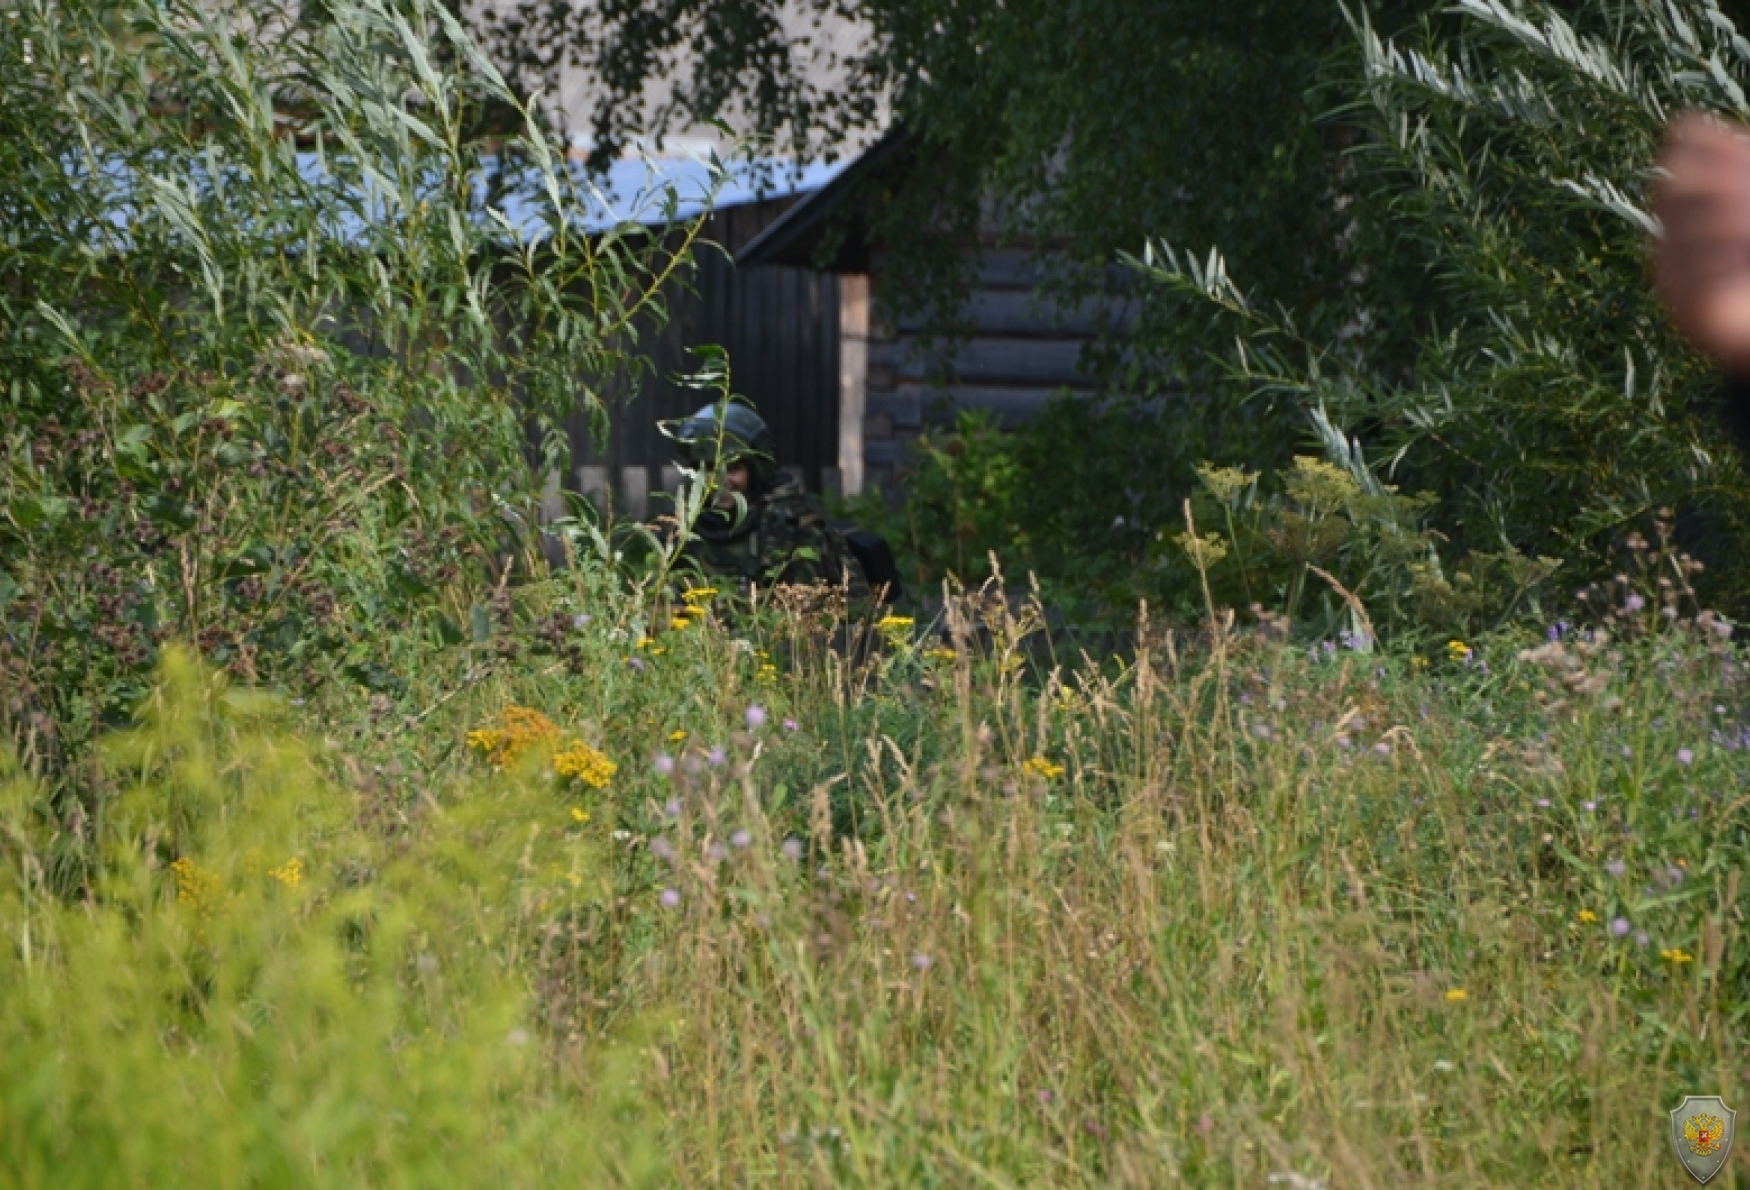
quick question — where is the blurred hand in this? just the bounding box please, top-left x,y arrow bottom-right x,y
1653,113 -> 1750,376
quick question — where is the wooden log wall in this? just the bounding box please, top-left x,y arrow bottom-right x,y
859,244 -> 1135,497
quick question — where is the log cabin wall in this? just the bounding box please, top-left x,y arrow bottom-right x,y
858,241 -> 1132,498
564,196 -> 843,520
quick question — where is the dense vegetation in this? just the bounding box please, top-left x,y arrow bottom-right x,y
2,0 -> 1749,1186
507,0 -> 1750,625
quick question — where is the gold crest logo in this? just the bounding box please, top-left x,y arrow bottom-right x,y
1670,1096 -> 1737,1184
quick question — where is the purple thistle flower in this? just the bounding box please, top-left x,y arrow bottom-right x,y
731,829 -> 752,848
1582,801 -> 1596,813
664,798 -> 682,817
1373,742 -> 1391,756
783,717 -> 799,732
650,837 -> 676,862
627,656 -> 647,673
1536,798 -> 1551,808
659,888 -> 681,908
780,837 -> 803,861
745,704 -> 767,729
707,842 -> 728,861
1605,859 -> 1626,878
910,952 -> 932,971
1611,917 -> 1631,937
1253,722 -> 1273,740
654,753 -> 676,776
707,745 -> 727,767
1625,594 -> 1646,612
573,613 -> 592,630
1635,931 -> 1650,947
1677,747 -> 1695,766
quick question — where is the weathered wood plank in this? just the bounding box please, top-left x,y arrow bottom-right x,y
893,289 -> 1135,339
869,336 -> 1093,388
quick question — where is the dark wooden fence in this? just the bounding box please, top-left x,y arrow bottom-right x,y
564,197 -> 842,519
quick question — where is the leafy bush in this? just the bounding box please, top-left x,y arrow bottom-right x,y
0,0 -> 703,798
1139,0 -> 1750,612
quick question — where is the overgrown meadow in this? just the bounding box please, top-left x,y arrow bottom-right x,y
2,0 -> 1749,1187
5,569 -> 1749,1187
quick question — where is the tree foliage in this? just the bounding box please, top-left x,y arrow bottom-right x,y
0,0 -> 703,803
1141,0 -> 1750,606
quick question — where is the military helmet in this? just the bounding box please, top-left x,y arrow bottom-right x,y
670,401 -> 778,487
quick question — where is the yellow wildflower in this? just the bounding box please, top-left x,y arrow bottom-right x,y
670,615 -> 692,629
466,706 -> 561,767
668,729 -> 688,743
553,740 -> 617,789
758,662 -> 778,682
570,807 -> 591,824
170,857 -> 222,913
923,647 -> 957,662
681,587 -> 718,604
1443,988 -> 1469,1002
1411,656 -> 1429,670
1577,909 -> 1598,924
1024,757 -> 1067,781
877,614 -> 915,636
1446,640 -> 1472,662
268,857 -> 304,889
1660,948 -> 1695,965
637,636 -> 658,650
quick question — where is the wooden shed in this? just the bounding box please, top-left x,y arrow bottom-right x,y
737,127 -> 1134,498
561,189 -> 847,521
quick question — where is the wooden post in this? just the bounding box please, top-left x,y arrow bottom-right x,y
576,465 -> 610,516
839,274 -> 869,497
620,465 -> 649,522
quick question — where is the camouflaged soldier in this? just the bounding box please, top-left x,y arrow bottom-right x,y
667,402 -> 872,603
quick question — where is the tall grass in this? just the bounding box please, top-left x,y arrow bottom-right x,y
5,571 -> 1743,1187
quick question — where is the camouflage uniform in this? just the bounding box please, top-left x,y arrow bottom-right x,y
681,471 -> 871,602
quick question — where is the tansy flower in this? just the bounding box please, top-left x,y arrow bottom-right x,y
1024,757 -> 1066,781
681,587 -> 718,604
877,615 -> 915,638
668,730 -> 688,743
1577,909 -> 1598,924
1660,948 -> 1695,965
553,741 -> 616,789
670,615 -> 692,629
1443,988 -> 1468,1002
268,858 -> 304,889
466,706 -> 562,767
923,647 -> 957,662
170,857 -> 222,911
1446,640 -> 1472,663
570,807 -> 590,823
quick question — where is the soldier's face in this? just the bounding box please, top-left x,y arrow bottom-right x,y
713,462 -> 752,509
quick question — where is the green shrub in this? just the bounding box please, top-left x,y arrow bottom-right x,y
1137,0 -> 1750,612
0,0 -> 705,806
